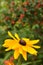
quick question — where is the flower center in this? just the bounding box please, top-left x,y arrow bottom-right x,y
19,40 -> 26,46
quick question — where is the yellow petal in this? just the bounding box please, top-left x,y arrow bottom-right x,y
22,46 -> 28,52
22,38 -> 29,44
14,33 -> 20,40
22,38 -> 29,41
3,39 -> 19,50
14,49 -> 20,59
5,48 -> 11,51
8,31 -> 15,39
12,42 -> 20,50
3,39 -> 15,47
27,47 -> 38,55
19,47 -> 27,60
19,47 -> 23,54
22,51 -> 27,61
29,40 -> 39,45
33,46 -> 41,48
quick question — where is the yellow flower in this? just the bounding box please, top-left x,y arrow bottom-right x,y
3,31 -> 40,61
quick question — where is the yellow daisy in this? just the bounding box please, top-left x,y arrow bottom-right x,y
3,31 -> 40,60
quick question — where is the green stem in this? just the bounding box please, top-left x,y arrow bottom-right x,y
22,60 -> 41,65
0,52 -> 12,65
18,56 -> 22,65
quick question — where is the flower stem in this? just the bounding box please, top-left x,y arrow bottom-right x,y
18,56 -> 22,65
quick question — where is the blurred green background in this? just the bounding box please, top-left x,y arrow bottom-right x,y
0,0 -> 43,65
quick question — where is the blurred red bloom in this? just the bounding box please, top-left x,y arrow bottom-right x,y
35,3 -> 41,8
11,20 -> 15,25
23,1 -> 29,5
11,1 -> 15,5
20,14 -> 25,19
5,16 -> 10,21
23,8 -> 28,12
4,56 -> 14,65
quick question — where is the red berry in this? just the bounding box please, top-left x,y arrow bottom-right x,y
35,3 -> 41,8
37,3 -> 41,7
11,1 -> 15,5
5,16 -> 10,21
10,56 -> 14,62
11,20 -> 15,25
20,14 -> 25,19
41,4 -> 43,7
23,1 -> 29,5
23,8 -> 28,12
40,21 -> 43,25
34,12 -> 37,15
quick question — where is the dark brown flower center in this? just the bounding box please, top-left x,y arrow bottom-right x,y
19,40 -> 26,46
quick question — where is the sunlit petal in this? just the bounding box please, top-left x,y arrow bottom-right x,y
3,39 -> 15,47
29,40 -> 39,45
5,48 -> 11,51
22,46 -> 28,52
33,46 -> 41,48
14,49 -> 20,59
3,39 -> 19,49
22,51 -> 27,60
8,31 -> 15,39
27,47 -> 38,55
14,33 -> 20,40
22,38 -> 29,44
19,47 -> 23,54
